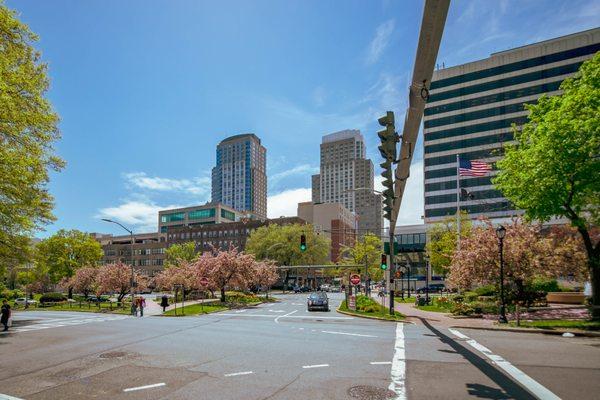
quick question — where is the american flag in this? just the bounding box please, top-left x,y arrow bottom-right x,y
459,158 -> 492,177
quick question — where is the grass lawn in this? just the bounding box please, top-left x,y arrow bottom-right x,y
509,319 -> 600,331
162,303 -> 228,316
18,301 -> 132,315
416,303 -> 453,313
338,300 -> 405,322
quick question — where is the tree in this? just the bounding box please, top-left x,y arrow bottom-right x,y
493,53 -> 600,317
96,262 -> 146,301
245,223 -> 330,266
425,213 -> 472,275
165,242 -> 200,268
69,267 -> 98,298
35,230 -> 103,296
447,219 -> 587,300
154,260 -> 201,295
0,3 -> 64,267
342,233 -> 384,282
251,261 -> 279,298
199,246 -> 255,302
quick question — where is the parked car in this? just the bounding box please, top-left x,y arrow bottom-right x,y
14,298 -> 37,306
416,284 -> 445,294
320,284 -> 331,292
307,292 -> 329,312
86,296 -> 109,303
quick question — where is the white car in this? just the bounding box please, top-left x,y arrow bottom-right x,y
14,298 -> 37,306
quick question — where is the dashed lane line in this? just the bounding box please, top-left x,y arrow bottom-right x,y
123,382 -> 166,392
302,364 -> 329,369
448,329 -> 561,400
370,361 -> 392,365
224,371 -> 254,377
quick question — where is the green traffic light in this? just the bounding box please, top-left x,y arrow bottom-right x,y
380,263 -> 387,270
300,244 -> 306,252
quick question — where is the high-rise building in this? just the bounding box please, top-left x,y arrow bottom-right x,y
423,28 -> 600,224
312,130 -> 383,237
212,134 -> 267,219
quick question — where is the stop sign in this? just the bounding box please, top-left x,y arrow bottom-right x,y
350,274 -> 361,285
199,277 -> 209,286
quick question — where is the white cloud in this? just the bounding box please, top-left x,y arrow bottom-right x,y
366,19 -> 395,65
270,164 -> 319,186
374,159 -> 424,227
123,172 -> 211,196
267,188 -> 312,219
97,200 -> 183,232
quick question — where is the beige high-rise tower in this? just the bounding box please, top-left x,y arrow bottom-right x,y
312,130 -> 383,237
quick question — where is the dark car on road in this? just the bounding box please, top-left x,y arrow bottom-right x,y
294,285 -> 311,293
307,292 -> 329,312
416,284 -> 445,294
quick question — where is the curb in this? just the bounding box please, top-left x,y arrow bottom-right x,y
336,307 -> 411,323
450,325 -> 600,337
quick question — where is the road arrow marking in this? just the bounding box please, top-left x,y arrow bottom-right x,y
123,382 -> 165,392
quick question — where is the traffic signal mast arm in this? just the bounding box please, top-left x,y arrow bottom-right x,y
391,0 -> 449,226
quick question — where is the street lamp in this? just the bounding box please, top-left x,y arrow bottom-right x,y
424,255 -> 430,305
496,224 -> 508,324
102,218 -> 135,310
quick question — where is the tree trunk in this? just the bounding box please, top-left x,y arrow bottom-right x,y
68,287 -> 73,299
590,257 -> 600,320
220,287 -> 226,303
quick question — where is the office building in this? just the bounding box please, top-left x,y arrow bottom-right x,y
212,134 -> 267,219
297,201 -> 356,262
311,130 -> 383,237
424,28 -> 600,223
94,232 -> 166,277
158,203 -> 240,233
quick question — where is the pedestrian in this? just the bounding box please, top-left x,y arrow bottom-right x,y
131,299 -> 138,317
161,294 -> 169,312
139,297 -> 146,317
1,300 -> 11,332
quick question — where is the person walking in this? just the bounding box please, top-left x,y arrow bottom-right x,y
131,298 -> 138,317
161,295 -> 169,312
1,300 -> 11,332
138,297 -> 146,317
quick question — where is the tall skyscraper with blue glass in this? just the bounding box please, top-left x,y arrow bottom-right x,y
423,28 -> 599,224
212,134 -> 267,219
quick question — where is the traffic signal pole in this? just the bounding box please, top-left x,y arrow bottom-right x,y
388,227 -> 396,315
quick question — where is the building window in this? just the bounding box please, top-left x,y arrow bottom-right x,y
161,212 -> 185,223
188,208 -> 215,220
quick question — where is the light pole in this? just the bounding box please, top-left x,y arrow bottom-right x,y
102,219 -> 135,309
496,225 -> 508,324
424,255 -> 430,305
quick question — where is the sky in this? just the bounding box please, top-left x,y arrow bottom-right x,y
7,0 -> 599,237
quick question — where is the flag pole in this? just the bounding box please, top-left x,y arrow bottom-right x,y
456,154 -> 461,251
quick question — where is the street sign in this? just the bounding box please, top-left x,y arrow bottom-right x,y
199,277 -> 209,287
350,274 -> 361,285
348,295 -> 356,311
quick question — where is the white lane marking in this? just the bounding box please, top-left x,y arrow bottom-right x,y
275,310 -> 298,324
448,329 -> 561,400
370,361 -> 392,365
389,323 -> 406,400
123,382 -> 166,392
3,315 -> 129,334
302,364 -> 329,369
299,327 -> 304,330
292,303 -> 303,305
234,309 -> 246,313
224,371 -> 253,377
268,309 -> 285,313
322,330 -> 378,338
218,313 -> 353,320
0,393 -> 25,400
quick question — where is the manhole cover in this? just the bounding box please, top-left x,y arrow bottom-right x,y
98,351 -> 128,359
347,385 -> 395,400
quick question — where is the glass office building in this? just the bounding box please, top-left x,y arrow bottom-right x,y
423,28 -> 600,223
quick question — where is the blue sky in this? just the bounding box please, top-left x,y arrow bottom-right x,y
7,0 -> 599,236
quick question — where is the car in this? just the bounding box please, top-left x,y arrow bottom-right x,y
86,295 -> 109,303
307,292 -> 329,312
14,298 -> 37,306
416,284 -> 445,294
320,284 -> 331,292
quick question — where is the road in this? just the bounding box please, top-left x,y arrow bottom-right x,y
1,293 -> 599,399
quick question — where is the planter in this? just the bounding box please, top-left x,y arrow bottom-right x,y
546,292 -> 585,304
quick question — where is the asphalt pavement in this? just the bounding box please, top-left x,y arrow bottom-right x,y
1,293 -> 599,399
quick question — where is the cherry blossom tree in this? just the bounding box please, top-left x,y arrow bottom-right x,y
70,266 -> 98,298
251,260 -> 279,298
201,246 -> 256,302
96,262 -> 146,301
447,219 -> 587,299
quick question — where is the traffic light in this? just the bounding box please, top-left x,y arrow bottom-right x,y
300,234 -> 306,252
380,254 -> 388,270
378,111 -> 398,221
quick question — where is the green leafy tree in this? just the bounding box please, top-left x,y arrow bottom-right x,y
426,213 -> 472,275
0,3 -> 64,267
343,233 -> 383,282
494,53 -> 600,318
165,242 -> 200,268
246,223 -> 330,266
35,230 -> 103,294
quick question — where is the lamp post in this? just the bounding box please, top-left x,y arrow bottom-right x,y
424,255 -> 430,305
496,224 -> 508,324
102,219 -> 135,309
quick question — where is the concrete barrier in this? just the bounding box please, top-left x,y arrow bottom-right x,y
546,292 -> 586,304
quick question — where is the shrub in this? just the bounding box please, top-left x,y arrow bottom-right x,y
1,289 -> 25,301
527,278 -> 559,293
451,302 -> 475,316
361,304 -> 381,313
474,284 -> 496,296
463,291 -> 479,302
39,292 -> 67,303
468,301 -> 497,314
